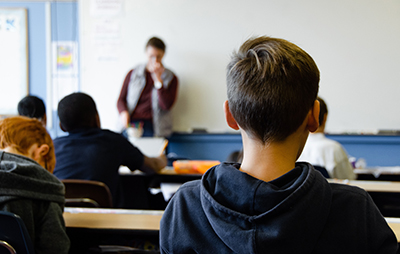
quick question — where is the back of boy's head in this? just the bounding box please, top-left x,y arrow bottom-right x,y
18,95 -> 46,119
58,92 -> 98,132
226,36 -> 320,143
317,97 -> 328,125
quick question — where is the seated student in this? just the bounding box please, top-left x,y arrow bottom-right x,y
160,36 -> 397,253
17,95 -> 47,127
298,97 -> 356,179
53,92 -> 167,207
0,116 -> 69,253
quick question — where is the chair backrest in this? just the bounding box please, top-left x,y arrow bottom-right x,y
62,179 -> 113,208
0,211 -> 35,254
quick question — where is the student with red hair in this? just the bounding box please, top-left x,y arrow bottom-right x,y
0,116 -> 69,253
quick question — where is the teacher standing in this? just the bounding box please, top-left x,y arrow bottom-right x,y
117,37 -> 178,137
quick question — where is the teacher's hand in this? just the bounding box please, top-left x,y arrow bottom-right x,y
148,61 -> 165,83
120,110 -> 130,128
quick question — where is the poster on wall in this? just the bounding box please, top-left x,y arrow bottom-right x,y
0,8 -> 28,116
52,41 -> 79,109
52,41 -> 78,75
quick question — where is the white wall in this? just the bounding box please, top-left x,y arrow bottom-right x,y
79,0 -> 400,134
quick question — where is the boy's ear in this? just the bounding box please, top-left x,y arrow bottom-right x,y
307,100 -> 320,132
30,144 -> 50,162
224,100 -> 239,130
38,144 -> 50,157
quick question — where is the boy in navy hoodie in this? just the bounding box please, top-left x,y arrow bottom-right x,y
160,36 -> 398,253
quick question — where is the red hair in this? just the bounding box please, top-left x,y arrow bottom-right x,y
0,116 -> 55,172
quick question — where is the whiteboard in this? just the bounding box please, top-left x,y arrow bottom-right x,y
0,8 -> 28,115
79,0 -> 400,134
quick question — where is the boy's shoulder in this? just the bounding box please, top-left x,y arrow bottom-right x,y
329,182 -> 369,198
328,182 -> 377,216
54,128 -> 127,143
173,180 -> 202,201
163,179 -> 203,217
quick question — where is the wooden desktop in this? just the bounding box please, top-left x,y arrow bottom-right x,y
64,207 -> 163,231
64,208 -> 163,252
328,179 -> 400,193
64,208 -> 400,243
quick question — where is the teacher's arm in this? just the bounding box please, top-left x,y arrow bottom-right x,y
117,70 -> 133,127
157,75 -> 178,110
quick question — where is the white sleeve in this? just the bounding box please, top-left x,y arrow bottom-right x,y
332,147 -> 356,180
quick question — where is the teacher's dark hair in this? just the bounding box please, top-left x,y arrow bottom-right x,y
146,37 -> 166,52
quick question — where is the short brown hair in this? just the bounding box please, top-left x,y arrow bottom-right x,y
146,37 -> 166,52
0,116 -> 55,172
227,36 -> 319,143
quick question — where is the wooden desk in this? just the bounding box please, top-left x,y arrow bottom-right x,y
64,207 -> 163,231
386,218 -> 400,242
328,179 -> 400,192
64,208 -> 163,252
64,208 -> 400,244
356,167 -> 400,181
120,169 -> 400,210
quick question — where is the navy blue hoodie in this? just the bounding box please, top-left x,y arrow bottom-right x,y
160,162 -> 397,253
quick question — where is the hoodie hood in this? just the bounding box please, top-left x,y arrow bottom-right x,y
200,162 -> 331,253
0,151 -> 65,205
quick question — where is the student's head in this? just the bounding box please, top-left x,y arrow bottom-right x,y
146,37 -> 166,65
58,92 -> 100,132
17,95 -> 47,126
0,116 -> 55,172
226,36 -> 320,143
316,96 -> 328,132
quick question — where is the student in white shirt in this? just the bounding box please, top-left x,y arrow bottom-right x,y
298,97 -> 356,180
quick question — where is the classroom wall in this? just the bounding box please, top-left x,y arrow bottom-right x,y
0,1 -> 78,137
79,0 -> 400,134
0,2 -> 47,104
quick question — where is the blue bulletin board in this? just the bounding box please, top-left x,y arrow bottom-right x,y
0,8 -> 28,115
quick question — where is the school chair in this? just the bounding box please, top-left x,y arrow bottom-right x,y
62,179 -> 113,208
89,245 -> 160,253
0,211 -> 34,254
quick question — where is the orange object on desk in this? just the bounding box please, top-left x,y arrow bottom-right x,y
173,160 -> 220,174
